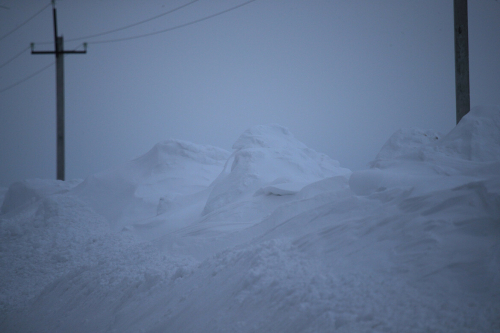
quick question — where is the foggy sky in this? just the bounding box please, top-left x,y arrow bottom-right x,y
1,0 -> 499,187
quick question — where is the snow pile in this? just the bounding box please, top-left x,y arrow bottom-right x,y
1,108 -> 500,332
72,139 -> 230,228
1,178 -> 81,215
373,127 -> 442,161
203,124 -> 350,215
0,191 -> 114,312
437,105 -> 500,161
372,105 -> 500,164
129,125 -> 350,240
351,105 -> 500,196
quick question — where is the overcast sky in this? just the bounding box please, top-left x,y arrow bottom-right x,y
1,0 -> 499,187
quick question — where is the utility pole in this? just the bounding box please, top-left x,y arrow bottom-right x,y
453,0 -> 470,124
31,0 -> 87,181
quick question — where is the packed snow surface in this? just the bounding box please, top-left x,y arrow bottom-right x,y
1,109 -> 500,332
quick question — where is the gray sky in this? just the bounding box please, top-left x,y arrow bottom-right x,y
1,0 -> 499,187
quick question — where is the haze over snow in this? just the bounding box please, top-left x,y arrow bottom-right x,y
1,106 -> 499,332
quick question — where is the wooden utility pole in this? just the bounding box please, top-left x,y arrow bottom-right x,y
31,0 -> 86,181
453,0 -> 470,124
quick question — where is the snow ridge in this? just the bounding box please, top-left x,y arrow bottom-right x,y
203,124 -> 350,215
1,108 -> 500,332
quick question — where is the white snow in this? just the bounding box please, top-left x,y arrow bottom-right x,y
1,109 -> 499,332
71,139 -> 230,229
203,124 -> 350,215
1,178 -> 81,215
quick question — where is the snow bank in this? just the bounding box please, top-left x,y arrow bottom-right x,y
1,178 -> 81,215
437,105 -> 500,161
350,105 -> 500,196
374,127 -> 442,161
0,187 -> 8,208
2,112 -> 500,333
371,105 -> 500,164
126,125 -> 351,242
0,192 -> 116,314
203,124 -> 350,215
72,140 -> 230,227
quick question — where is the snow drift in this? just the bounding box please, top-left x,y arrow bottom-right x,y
1,178 -> 81,215
203,124 -> 350,215
350,105 -> 500,196
1,108 -> 499,333
71,139 -> 230,228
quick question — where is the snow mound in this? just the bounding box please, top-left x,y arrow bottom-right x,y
0,191 -> 118,313
374,127 -> 441,161
0,187 -> 8,208
72,139 -> 230,227
202,124 -> 351,215
370,105 -> 500,166
256,181 -> 311,196
351,105 -> 500,196
1,178 -> 81,215
233,124 -> 304,150
137,139 -> 230,166
2,117 -> 500,332
437,105 -> 500,161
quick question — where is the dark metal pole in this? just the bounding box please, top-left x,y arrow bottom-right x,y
32,0 -> 86,181
454,0 -> 470,124
56,36 -> 65,180
52,1 -> 58,50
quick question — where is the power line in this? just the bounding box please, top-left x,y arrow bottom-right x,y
65,0 -> 200,43
0,61 -> 54,94
35,0 -> 201,45
0,46 -> 30,69
90,0 -> 258,45
0,0 -> 258,94
0,2 -> 51,42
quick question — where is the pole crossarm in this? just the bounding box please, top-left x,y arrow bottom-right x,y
31,42 -> 87,54
31,50 -> 87,54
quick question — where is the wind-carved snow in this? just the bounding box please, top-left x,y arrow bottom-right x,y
1,107 -> 500,333
350,105 -> 500,196
128,125 -> 351,239
71,139 -> 230,228
1,178 -> 81,215
203,124 -> 350,215
373,127 -> 442,161
437,105 -> 500,162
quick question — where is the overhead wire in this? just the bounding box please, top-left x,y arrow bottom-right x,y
0,45 -> 30,69
65,0 -> 200,43
89,0 -> 258,44
0,2 -> 51,42
33,0 -> 258,46
1,0 -> 259,94
0,61 -> 54,94
35,0 -> 201,45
